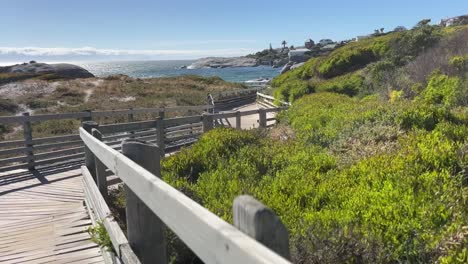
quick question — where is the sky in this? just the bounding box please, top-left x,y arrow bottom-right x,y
0,0 -> 466,63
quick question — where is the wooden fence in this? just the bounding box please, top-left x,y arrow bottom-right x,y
80,110 -> 292,263
0,105 -> 285,172
0,105 -> 212,172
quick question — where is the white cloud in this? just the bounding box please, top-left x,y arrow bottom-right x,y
0,46 -> 256,59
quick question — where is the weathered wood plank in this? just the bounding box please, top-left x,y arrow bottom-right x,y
99,120 -> 157,134
163,115 -> 203,128
31,134 -> 81,145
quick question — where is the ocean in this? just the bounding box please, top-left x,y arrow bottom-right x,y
76,60 -> 280,83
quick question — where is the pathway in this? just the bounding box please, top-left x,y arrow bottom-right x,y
0,163 -> 104,264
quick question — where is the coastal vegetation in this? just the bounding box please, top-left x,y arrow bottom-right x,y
156,21 -> 468,263
271,22 -> 467,102
0,75 -> 245,140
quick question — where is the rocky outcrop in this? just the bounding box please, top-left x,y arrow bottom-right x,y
188,57 -> 258,69
0,62 -> 94,79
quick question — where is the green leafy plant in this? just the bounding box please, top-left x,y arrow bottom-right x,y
88,221 -> 114,252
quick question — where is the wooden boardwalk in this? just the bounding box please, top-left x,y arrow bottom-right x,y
0,163 -> 104,264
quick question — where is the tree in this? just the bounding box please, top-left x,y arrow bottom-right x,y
374,29 -> 380,35
415,19 -> 431,28
269,43 -> 273,52
380,28 -> 384,33
281,40 -> 287,49
394,26 -> 407,32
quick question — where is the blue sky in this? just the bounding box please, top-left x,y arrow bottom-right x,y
0,0 -> 466,62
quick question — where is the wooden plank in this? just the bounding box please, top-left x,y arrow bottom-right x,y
80,128 -> 291,264
164,122 -> 202,132
0,146 -> 30,156
28,112 -> 89,122
99,120 -> 157,134
165,127 -> 201,136
103,129 -> 156,142
162,115 -> 203,128
233,195 -> 291,260
31,134 -> 80,145
34,146 -> 84,161
33,140 -> 83,151
0,155 -> 28,166
165,133 -> 202,143
82,167 -> 140,264
122,141 -> 166,264
0,139 -> 25,149
33,152 -> 84,167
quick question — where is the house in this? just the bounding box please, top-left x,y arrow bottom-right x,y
318,39 -> 334,46
440,15 -> 468,27
288,48 -> 310,63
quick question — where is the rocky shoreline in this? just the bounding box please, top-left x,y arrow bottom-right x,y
187,57 -> 258,69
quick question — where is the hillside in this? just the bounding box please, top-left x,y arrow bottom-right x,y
271,23 -> 467,103
157,21 -> 468,263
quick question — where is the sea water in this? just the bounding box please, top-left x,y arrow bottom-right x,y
77,60 -> 280,83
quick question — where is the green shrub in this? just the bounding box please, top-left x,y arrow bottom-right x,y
273,79 -> 312,103
0,99 -> 19,114
449,55 -> 468,72
88,221 -> 113,252
26,99 -> 57,109
317,34 -> 395,78
420,72 -> 463,107
162,119 -> 467,263
316,72 -> 364,96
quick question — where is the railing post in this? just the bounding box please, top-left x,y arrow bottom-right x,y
233,195 -> 291,260
156,117 -> 165,156
22,112 -> 34,170
91,128 -> 108,201
81,109 -> 92,123
236,111 -> 241,130
128,108 -> 135,138
82,121 -> 98,180
122,140 -> 167,264
202,113 -> 214,133
158,109 -> 165,120
258,109 -> 267,128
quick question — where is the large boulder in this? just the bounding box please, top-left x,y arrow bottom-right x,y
1,62 -> 94,79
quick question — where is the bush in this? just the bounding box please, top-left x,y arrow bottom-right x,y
315,72 -> 364,96
161,118 -> 467,263
317,34 -> 395,78
449,55 -> 468,72
0,99 -> 19,114
420,72 -> 463,107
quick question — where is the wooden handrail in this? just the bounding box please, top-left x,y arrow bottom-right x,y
0,105 -> 213,124
80,127 -> 290,264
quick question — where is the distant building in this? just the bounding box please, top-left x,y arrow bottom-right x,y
305,39 -> 315,49
440,15 -> 468,27
288,48 -> 310,63
318,39 -> 334,46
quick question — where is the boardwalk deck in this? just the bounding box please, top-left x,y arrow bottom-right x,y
0,163 -> 104,264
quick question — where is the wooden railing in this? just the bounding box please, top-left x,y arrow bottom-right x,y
0,105 -> 285,172
0,105 -> 212,172
80,110 -> 292,263
257,92 -> 290,108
